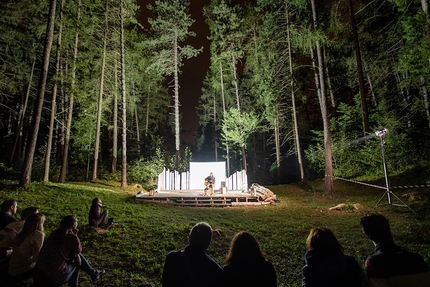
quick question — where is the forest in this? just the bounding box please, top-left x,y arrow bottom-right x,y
1,0 -> 429,191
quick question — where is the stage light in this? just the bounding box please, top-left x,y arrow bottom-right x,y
375,128 -> 387,137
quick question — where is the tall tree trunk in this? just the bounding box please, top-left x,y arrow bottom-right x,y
421,76 -> 430,128
20,0 -> 57,188
311,0 -> 333,194
145,82 -> 150,137
220,62 -> 230,176
120,0 -> 127,187
363,61 -> 377,107
59,0 -> 80,183
310,45 -> 322,105
213,91 -> 217,161
232,55 -> 240,112
325,64 -> 336,108
349,0 -> 369,133
134,86 -> 140,143
44,0 -> 64,183
286,0 -> 304,182
10,56 -> 36,163
112,58 -> 118,173
174,32 -> 180,168
57,60 -> 66,162
274,105 -> 281,182
92,0 -> 109,182
422,0 -> 430,44
231,54 -> 246,173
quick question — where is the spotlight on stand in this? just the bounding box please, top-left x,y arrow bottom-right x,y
373,128 -> 414,212
375,128 -> 387,137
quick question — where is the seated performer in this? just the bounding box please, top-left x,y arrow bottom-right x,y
204,172 -> 215,196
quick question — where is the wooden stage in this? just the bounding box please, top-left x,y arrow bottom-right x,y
134,189 -> 268,207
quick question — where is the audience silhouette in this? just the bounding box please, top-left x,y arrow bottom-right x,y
0,200 -> 18,231
34,215 -> 105,287
223,231 -> 277,287
302,227 -> 368,287
7,213 -> 45,285
360,213 -> 430,287
162,222 -> 222,287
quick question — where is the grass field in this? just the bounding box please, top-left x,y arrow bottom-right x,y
0,178 -> 429,287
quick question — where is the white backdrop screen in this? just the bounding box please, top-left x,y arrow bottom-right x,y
189,162 -> 226,190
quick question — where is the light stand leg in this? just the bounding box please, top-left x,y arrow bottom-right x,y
373,136 -> 415,213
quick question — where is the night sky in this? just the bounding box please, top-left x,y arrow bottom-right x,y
137,0 -> 212,147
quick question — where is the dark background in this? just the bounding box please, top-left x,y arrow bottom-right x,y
137,0 -> 247,149
137,0 -> 213,148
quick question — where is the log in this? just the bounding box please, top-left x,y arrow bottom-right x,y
250,183 -> 277,202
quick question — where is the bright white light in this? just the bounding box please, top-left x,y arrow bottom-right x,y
375,128 -> 388,137
189,162 -> 226,190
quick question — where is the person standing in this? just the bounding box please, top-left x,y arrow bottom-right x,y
302,227 -> 368,287
223,231 -> 277,287
0,200 -> 18,231
162,222 -> 222,287
360,213 -> 430,287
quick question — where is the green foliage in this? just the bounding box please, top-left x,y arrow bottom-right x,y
305,97 -> 421,178
0,161 -> 12,179
221,108 -> 260,149
127,148 -> 165,189
163,147 -> 193,173
146,0 -> 203,76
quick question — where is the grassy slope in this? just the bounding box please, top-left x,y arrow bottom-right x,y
0,179 -> 429,287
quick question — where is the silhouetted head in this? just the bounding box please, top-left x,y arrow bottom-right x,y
225,231 -> 266,265
20,206 -> 39,220
306,227 -> 344,253
189,222 -> 212,250
15,213 -> 45,246
60,215 -> 78,230
360,213 -> 392,243
1,199 -> 17,214
92,198 -> 102,205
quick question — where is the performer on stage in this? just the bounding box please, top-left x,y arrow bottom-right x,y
204,172 -> 215,196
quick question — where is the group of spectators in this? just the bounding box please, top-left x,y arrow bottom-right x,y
0,198 -> 111,287
162,215 -> 430,287
1,196 -> 429,287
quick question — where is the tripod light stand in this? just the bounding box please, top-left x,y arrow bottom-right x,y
373,129 -> 414,212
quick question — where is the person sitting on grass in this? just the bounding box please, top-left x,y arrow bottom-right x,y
0,200 -> 18,231
34,215 -> 105,287
0,206 -> 39,264
88,198 -> 113,229
223,231 -> 277,287
162,222 -> 222,287
360,213 -> 430,287
8,213 -> 45,284
302,227 -> 368,287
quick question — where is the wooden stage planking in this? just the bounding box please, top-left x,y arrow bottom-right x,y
134,189 -> 267,207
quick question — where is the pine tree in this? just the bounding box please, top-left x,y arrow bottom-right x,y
147,0 -> 203,168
